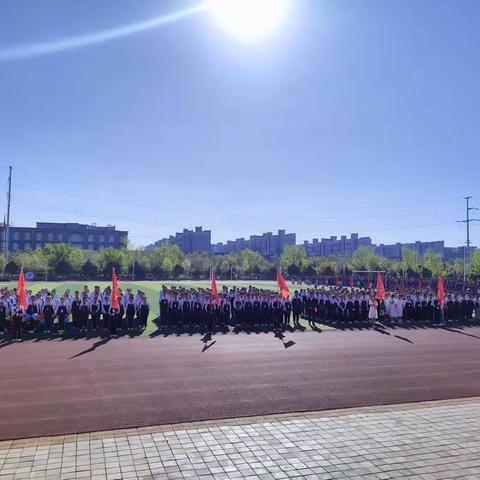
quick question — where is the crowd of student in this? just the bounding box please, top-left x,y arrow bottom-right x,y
158,285 -> 480,329
3,282 -> 480,342
159,285 -> 300,329
0,286 -> 150,341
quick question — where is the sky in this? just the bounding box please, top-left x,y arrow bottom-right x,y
0,0 -> 479,248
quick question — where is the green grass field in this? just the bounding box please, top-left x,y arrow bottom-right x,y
2,280 -> 323,335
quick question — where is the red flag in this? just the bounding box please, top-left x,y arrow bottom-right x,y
376,272 -> 385,301
17,267 -> 27,309
367,278 -> 372,289
211,271 -> 219,305
277,268 -> 289,299
348,276 -> 353,287
418,275 -> 425,290
437,272 -> 445,305
336,276 -> 341,286
111,267 -> 119,309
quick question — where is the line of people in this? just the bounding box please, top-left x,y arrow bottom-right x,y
0,285 -> 150,341
297,288 -> 480,326
159,285 -> 302,330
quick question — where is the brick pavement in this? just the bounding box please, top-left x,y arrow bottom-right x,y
1,397 -> 479,480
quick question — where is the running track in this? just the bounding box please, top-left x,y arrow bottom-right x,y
1,327 -> 480,440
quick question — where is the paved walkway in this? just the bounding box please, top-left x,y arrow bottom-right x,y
1,398 -> 480,480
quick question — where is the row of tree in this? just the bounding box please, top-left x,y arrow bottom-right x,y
0,243 -> 479,280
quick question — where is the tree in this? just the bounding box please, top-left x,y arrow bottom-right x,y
55,259 -> 73,275
82,260 -> 99,279
42,244 -> 85,274
5,260 -> 19,275
150,244 -> 184,278
470,250 -> 480,278
423,249 -> 443,276
98,248 -> 129,276
401,247 -> 419,276
348,248 -> 384,272
238,249 -> 263,278
280,246 -> 306,274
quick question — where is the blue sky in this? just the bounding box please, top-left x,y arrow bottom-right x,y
0,0 -> 479,248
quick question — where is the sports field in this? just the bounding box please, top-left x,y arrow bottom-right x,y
2,280 -> 306,336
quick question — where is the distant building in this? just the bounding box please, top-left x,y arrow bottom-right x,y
146,227 -> 211,254
213,229 -> 296,257
374,241 -> 474,261
303,233 -> 373,257
444,246 -> 477,261
3,222 -> 128,252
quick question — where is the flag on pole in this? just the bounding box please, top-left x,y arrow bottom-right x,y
17,267 -> 27,309
376,272 -> 385,301
367,277 -> 372,289
418,275 -> 425,290
277,268 -> 289,299
348,276 -> 353,287
336,276 -> 341,287
211,271 -> 219,305
111,267 -> 119,309
437,272 -> 445,305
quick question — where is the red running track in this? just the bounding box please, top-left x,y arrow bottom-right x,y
1,327 -> 480,440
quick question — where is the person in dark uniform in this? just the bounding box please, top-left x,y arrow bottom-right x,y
261,297 -> 270,326
181,294 -> 191,327
222,298 -> 231,327
139,295 -> 150,330
234,297 -> 243,326
12,303 -> 25,342
79,296 -> 90,332
292,292 -> 302,326
0,300 -> 7,335
109,297 -> 124,337
244,296 -> 253,328
102,295 -> 112,333
26,297 -> 39,334
125,295 -> 136,331
90,295 -> 101,331
56,297 -> 68,333
71,291 -> 81,331
283,298 -> 292,326
42,296 -> 55,334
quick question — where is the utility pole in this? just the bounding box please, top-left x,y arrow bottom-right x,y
4,166 -> 12,267
457,196 -> 479,283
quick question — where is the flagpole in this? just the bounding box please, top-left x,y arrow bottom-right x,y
5,166 -> 12,267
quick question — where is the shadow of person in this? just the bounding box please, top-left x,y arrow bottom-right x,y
69,337 -> 112,359
0,340 -> 13,350
394,335 -> 414,344
202,340 -> 216,352
440,326 -> 480,340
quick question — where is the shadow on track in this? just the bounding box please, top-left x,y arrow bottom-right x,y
69,337 -> 112,359
440,326 -> 480,341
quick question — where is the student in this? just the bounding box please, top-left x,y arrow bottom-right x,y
292,292 -> 301,325
90,295 -> 101,331
79,296 -> 90,332
109,297 -> 124,337
42,296 -> 55,334
26,297 -> 39,333
12,303 -> 25,342
368,295 -> 379,327
125,295 -> 136,331
0,299 -> 6,335
102,296 -> 111,333
138,295 -> 150,330
56,297 -> 68,332
71,291 -> 81,330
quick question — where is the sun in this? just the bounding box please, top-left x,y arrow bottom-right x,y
208,0 -> 291,44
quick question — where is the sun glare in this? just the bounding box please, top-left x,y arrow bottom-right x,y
209,0 -> 291,44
